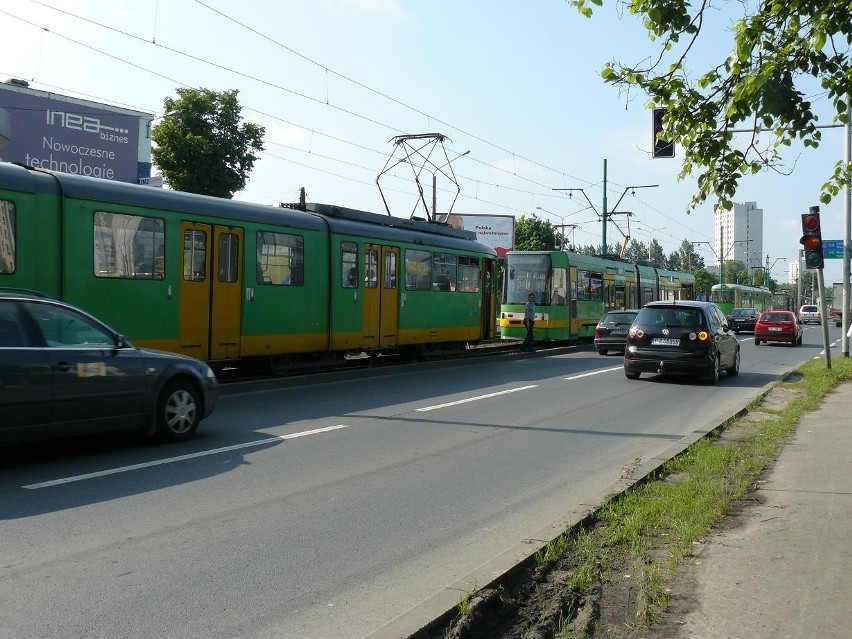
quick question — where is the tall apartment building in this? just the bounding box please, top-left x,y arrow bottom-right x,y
788,259 -> 800,284
714,201 -> 764,271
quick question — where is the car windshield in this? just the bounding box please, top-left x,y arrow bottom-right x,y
636,307 -> 703,328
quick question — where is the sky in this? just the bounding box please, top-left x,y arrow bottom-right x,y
1,0 -> 849,284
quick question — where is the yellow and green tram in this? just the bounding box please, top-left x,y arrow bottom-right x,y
0,162 -> 499,368
710,283 -> 772,316
499,251 -> 695,342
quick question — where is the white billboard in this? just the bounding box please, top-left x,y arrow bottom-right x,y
442,214 -> 515,257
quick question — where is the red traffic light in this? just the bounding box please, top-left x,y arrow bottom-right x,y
802,214 -> 820,232
800,235 -> 822,249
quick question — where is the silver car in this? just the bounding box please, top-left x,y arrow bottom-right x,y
798,304 -> 821,325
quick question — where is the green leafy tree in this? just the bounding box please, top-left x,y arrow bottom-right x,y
514,215 -> 557,250
668,239 -> 705,271
570,0 -> 852,209
693,267 -> 717,300
151,88 -> 265,198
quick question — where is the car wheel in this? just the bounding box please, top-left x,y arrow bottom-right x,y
156,379 -> 201,442
598,346 -> 608,355
704,354 -> 721,384
726,347 -> 740,376
625,368 -> 640,380
755,339 -> 761,346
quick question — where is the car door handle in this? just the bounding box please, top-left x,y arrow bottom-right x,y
52,361 -> 71,372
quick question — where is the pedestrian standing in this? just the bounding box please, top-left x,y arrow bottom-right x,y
522,293 -> 536,352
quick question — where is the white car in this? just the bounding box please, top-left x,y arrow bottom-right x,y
798,304 -> 821,325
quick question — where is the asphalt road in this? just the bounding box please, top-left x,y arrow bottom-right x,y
0,324 -> 840,639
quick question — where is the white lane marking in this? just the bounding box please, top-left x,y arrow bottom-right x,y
22,425 -> 349,490
416,385 -> 538,412
564,366 -> 622,381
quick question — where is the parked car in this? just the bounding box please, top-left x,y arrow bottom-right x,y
798,304 -> 821,324
623,300 -> 740,384
754,310 -> 803,346
726,307 -> 761,333
0,289 -> 218,446
594,309 -> 639,355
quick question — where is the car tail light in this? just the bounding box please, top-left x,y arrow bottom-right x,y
594,327 -> 603,338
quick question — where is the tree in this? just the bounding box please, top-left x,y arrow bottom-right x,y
570,1 -> 852,209
514,215 -> 557,250
151,88 -> 265,198
668,239 -> 705,271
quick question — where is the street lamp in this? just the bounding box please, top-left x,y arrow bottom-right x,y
635,224 -> 666,263
536,206 -> 583,251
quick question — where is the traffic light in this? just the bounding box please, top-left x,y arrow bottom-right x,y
800,206 -> 824,270
652,107 -> 674,158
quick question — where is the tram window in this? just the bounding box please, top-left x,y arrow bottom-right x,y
184,230 -> 207,281
364,249 -> 378,288
0,200 -> 15,274
432,253 -> 457,291
550,267 -> 567,305
590,272 -> 603,301
405,249 -> 431,291
341,242 -> 358,288
577,271 -> 590,300
94,211 -> 165,279
218,233 -> 239,283
384,251 -> 397,289
257,231 -> 304,286
457,256 -> 480,293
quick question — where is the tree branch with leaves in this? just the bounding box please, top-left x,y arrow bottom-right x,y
570,0 -> 852,210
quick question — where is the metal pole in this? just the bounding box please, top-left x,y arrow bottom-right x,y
601,159 -> 608,255
843,95 -> 851,356
818,269 -> 831,368
719,219 -> 724,287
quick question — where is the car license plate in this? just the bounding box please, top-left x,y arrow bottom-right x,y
651,337 -> 680,346
768,327 -> 782,331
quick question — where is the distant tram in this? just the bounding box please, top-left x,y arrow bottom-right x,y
499,250 -> 695,342
710,283 -> 772,316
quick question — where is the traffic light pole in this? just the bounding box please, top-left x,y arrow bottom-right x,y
818,269 -> 831,369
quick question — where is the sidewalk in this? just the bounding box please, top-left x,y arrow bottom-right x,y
662,380 -> 852,638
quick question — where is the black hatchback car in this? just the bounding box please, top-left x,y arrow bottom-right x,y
623,300 -> 740,384
726,307 -> 760,333
594,309 -> 639,355
0,290 -> 218,445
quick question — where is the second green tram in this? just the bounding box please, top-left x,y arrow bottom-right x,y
710,283 -> 772,316
499,251 -> 695,342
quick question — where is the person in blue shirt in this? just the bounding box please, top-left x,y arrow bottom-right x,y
522,293 -> 536,352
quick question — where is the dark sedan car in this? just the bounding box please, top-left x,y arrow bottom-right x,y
754,310 -> 803,346
726,307 -> 760,333
623,300 -> 740,384
0,290 -> 218,445
594,309 -> 639,355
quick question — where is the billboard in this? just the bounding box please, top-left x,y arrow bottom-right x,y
442,214 -> 515,257
0,81 -> 153,184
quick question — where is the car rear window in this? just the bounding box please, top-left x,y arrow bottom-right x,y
763,312 -> 792,322
601,312 -> 637,326
636,307 -> 704,327
801,306 -> 818,312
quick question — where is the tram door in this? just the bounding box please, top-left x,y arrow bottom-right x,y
362,245 -> 399,348
178,223 -> 243,361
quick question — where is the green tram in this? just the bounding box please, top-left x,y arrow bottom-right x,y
0,162 -> 499,368
499,250 -> 695,342
710,283 -> 772,316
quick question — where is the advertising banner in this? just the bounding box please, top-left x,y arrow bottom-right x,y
443,214 -> 515,257
0,83 -> 149,184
